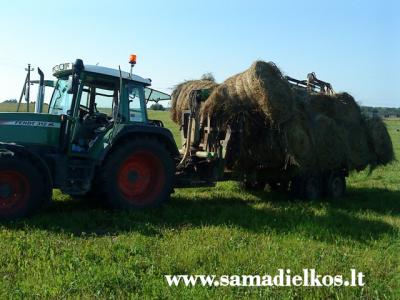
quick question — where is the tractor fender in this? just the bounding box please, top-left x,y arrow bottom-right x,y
0,142 -> 53,190
100,124 -> 180,163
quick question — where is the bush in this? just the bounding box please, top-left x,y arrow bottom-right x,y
150,103 -> 165,111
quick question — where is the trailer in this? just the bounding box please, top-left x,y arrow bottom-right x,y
173,85 -> 348,201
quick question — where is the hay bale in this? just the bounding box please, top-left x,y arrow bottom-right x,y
282,107 -> 315,170
170,80 -> 218,124
340,121 -> 376,170
365,118 -> 394,165
308,94 -> 336,118
233,114 -> 285,170
333,93 -> 363,125
202,61 -> 294,126
308,92 -> 361,124
313,115 -> 349,170
307,92 -> 383,171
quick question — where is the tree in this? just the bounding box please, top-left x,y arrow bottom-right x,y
2,99 -> 17,103
201,72 -> 216,82
149,103 -> 165,111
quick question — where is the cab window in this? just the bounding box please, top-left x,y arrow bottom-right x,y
79,83 -> 118,119
93,87 -> 115,117
127,85 -> 145,122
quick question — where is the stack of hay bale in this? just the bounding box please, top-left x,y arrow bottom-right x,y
171,61 -> 394,175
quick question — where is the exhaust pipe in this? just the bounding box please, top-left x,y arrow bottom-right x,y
35,68 -> 45,113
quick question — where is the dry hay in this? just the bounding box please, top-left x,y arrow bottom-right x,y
281,106 -> 315,170
308,92 -> 361,123
226,113 -> 285,171
170,60 -> 394,175
365,118 -> 394,165
313,114 -> 349,171
343,121 -> 375,170
170,79 -> 218,124
333,93 -> 363,123
306,92 -> 382,171
202,61 -> 294,126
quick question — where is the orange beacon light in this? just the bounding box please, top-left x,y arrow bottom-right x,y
129,54 -> 137,76
129,54 -> 137,65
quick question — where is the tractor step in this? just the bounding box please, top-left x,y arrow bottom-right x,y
60,158 -> 96,195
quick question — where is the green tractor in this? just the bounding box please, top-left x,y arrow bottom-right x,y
0,59 -> 180,220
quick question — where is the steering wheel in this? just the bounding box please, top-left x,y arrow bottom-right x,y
79,104 -> 90,118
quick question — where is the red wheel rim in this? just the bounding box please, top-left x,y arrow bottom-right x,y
117,151 -> 165,204
0,170 -> 30,213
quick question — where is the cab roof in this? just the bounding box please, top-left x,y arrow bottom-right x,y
84,65 -> 152,86
52,62 -> 152,86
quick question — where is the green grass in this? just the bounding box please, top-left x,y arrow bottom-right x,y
0,105 -> 399,299
148,109 -> 181,146
0,102 -> 49,112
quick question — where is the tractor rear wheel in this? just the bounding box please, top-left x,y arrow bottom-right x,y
102,138 -> 174,209
0,154 -> 49,220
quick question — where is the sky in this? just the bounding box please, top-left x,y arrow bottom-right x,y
0,0 -> 398,107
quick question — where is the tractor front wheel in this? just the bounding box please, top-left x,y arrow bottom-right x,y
102,138 -> 174,209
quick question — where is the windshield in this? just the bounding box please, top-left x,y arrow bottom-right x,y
144,87 -> 170,103
48,79 -> 72,115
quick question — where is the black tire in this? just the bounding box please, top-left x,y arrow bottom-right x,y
240,179 -> 265,191
267,181 -> 289,193
101,138 -> 174,209
0,154 -> 50,220
290,176 -> 321,200
289,176 -> 303,199
326,172 -> 346,199
303,176 -> 321,200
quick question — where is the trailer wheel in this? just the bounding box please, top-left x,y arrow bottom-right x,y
303,176 -> 321,200
289,177 -> 303,199
102,138 -> 174,209
290,176 -> 321,200
240,179 -> 265,191
267,181 -> 289,193
326,172 -> 346,199
0,154 -> 48,220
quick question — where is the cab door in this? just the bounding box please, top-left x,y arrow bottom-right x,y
125,83 -> 147,123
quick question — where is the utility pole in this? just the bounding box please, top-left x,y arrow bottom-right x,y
25,64 -> 34,112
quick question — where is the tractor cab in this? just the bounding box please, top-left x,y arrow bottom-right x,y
49,61 -> 148,154
46,59 -> 170,157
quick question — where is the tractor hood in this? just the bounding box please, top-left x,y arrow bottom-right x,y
0,112 -> 61,147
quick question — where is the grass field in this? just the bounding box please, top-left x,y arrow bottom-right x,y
0,105 -> 399,299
